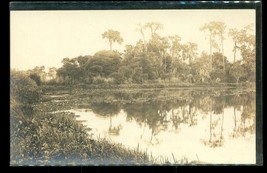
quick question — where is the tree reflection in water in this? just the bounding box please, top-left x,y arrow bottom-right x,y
227,92 -> 256,138
90,102 -> 123,135
122,90 -> 255,148
87,90 -> 255,148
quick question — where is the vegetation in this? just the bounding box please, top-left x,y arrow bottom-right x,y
102,29 -> 123,51
15,21 -> 255,88
10,20 -> 256,165
10,71 -> 153,165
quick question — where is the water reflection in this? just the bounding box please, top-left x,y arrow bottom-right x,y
70,90 -> 255,163
90,103 -> 123,135
227,93 -> 256,138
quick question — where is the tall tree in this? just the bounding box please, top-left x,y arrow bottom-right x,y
168,35 -> 182,60
102,29 -> 123,50
228,28 -> 240,63
200,21 -> 222,75
214,22 -> 226,77
229,24 -> 255,82
229,24 -> 255,63
136,23 -> 147,52
144,22 -> 163,38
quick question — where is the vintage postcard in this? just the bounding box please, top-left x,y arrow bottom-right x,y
10,2 -> 261,166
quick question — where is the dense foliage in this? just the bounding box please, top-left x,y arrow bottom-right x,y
49,23 -> 255,86
18,22 -> 255,87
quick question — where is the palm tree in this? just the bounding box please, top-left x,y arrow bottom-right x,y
102,29 -> 123,50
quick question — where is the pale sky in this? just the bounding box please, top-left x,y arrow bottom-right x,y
10,10 -> 255,70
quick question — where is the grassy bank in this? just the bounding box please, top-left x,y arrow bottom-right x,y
10,101 -> 151,165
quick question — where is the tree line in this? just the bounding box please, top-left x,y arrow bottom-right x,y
18,21 -> 255,86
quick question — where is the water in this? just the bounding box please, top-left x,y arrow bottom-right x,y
59,89 -> 256,164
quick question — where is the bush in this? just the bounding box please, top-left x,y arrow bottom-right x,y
29,73 -> 42,86
11,71 -> 41,105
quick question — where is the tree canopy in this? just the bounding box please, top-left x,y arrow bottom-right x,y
102,29 -> 123,51
20,21 -> 255,86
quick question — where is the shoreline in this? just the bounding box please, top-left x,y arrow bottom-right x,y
41,82 -> 255,92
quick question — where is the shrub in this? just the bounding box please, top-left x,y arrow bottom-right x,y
11,71 -> 41,104
29,73 -> 42,86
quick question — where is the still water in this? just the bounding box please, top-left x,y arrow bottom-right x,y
65,90 -> 256,164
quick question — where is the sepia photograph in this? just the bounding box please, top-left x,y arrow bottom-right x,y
10,7 -> 258,166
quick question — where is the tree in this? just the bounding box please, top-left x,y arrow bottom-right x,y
211,52 -> 230,82
57,58 -> 80,84
168,35 -> 182,60
215,22 -> 226,77
229,61 -> 247,84
144,22 -> 163,38
181,42 -> 198,64
47,67 -> 57,81
146,33 -> 171,79
229,24 -> 255,82
200,22 -> 216,73
228,28 -> 240,63
76,55 -> 91,67
229,24 -> 255,62
200,21 -> 225,77
102,29 -> 123,50
190,52 -> 210,83
136,23 -> 147,52
85,50 -> 121,78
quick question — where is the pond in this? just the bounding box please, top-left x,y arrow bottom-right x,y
56,89 -> 256,164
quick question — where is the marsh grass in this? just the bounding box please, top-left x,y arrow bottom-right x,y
10,106 -> 152,165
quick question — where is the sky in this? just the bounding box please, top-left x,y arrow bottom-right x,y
10,10 -> 255,70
